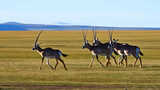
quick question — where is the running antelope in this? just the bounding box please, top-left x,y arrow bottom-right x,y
32,31 -> 68,71
110,33 -> 144,68
82,31 -> 115,68
92,30 -> 118,65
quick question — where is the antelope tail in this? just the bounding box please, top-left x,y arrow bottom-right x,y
62,53 -> 68,57
139,51 -> 144,56
58,51 -> 68,57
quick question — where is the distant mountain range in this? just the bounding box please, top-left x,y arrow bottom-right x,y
0,22 -> 160,31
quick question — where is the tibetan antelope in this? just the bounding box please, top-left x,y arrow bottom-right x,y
32,31 -> 68,71
92,30 -> 117,65
82,31 -> 115,68
110,33 -> 144,68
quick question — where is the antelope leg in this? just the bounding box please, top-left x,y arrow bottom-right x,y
46,59 -> 55,70
58,58 -> 68,71
96,55 -> 105,68
89,55 -> 95,68
40,57 -> 44,70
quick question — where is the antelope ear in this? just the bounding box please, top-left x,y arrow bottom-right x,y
109,41 -> 112,44
36,43 -> 40,47
86,40 -> 88,43
112,39 -> 115,42
96,37 -> 99,40
113,38 -> 117,42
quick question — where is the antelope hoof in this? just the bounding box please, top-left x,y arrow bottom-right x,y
101,65 -> 105,68
40,67 -> 42,70
140,65 -> 143,68
88,65 -> 92,68
51,68 -> 56,70
106,64 -> 109,67
65,68 -> 68,71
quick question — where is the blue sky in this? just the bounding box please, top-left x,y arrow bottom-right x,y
1,0 -> 160,27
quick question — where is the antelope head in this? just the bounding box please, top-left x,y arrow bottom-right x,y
109,31 -> 119,47
32,31 -> 42,51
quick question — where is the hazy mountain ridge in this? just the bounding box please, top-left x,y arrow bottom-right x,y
0,22 -> 160,31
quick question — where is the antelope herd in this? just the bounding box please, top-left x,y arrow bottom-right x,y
32,30 -> 143,70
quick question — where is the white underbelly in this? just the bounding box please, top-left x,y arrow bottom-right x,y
124,50 -> 131,56
91,51 -> 106,56
118,50 -> 123,55
91,51 -> 96,55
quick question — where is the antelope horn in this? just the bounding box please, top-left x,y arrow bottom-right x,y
82,31 -> 87,42
92,26 -> 97,41
34,31 -> 43,46
109,31 -> 113,42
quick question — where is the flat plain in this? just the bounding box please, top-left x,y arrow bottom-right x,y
0,30 -> 160,90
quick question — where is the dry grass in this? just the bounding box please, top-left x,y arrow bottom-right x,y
0,30 -> 160,90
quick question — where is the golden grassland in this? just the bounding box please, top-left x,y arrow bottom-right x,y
0,30 -> 160,90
